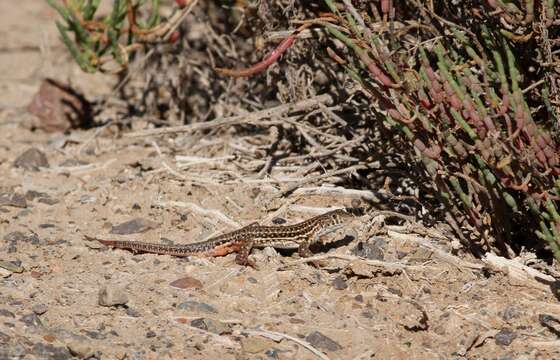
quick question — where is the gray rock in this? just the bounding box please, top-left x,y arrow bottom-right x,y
351,237 -> 385,260
20,313 -> 43,328
495,328 -> 516,346
4,231 -> 27,242
0,260 -> 24,273
13,148 -> 49,171
190,318 -> 231,335
110,218 -> 158,235
0,330 -> 10,343
500,307 -> 521,321
38,197 -> 59,205
25,190 -> 49,200
98,285 -> 128,307
332,275 -> 348,290
0,309 -> 15,318
67,336 -> 94,358
32,303 -> 48,315
305,331 -> 342,352
126,307 -> 142,317
176,301 -> 217,313
0,192 -> 27,208
32,342 -> 72,360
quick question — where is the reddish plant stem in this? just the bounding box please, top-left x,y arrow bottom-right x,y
215,24 -> 311,78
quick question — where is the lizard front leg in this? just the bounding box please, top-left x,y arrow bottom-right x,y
235,240 -> 257,268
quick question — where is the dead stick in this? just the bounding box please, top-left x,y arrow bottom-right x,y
126,94 -> 333,138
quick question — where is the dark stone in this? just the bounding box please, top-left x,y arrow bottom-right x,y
305,331 -> 342,352
32,342 -> 72,360
539,313 -> 560,336
38,197 -> 59,205
500,307 -> 521,321
146,330 -> 156,338
110,218 -> 158,235
351,237 -> 385,260
39,224 -> 56,229
25,190 -> 49,200
126,308 -> 142,317
0,330 -> 10,343
265,349 -> 280,358
396,250 -> 408,259
13,148 -> 49,171
176,301 -> 217,313
4,232 -> 26,242
132,203 -> 141,210
332,275 -> 348,290
0,192 -> 27,208
495,328 -> 516,346
20,313 -> 43,328
0,309 -> 15,318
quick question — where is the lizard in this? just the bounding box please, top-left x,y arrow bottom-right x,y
85,208 -> 355,267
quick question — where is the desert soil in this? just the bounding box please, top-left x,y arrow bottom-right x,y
1,2 -> 560,360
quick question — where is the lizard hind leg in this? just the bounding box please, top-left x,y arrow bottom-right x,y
298,236 -> 326,268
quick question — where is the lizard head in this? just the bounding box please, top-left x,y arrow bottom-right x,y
324,208 -> 355,226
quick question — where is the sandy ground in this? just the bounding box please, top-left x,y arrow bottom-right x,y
1,2 -> 560,360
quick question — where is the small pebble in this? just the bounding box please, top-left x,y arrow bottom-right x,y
98,285 -> 128,307
13,148 -> 49,171
37,197 -> 59,205
332,275 -> 348,290
146,330 -> 157,338
169,276 -> 203,290
190,318 -> 231,335
176,301 -> 217,313
500,307 -> 521,321
0,192 -> 27,208
32,304 -> 48,315
0,260 -> 24,273
20,313 -> 43,328
0,309 -> 15,318
495,328 -> 516,346
351,237 -> 385,260
32,343 -> 71,360
67,337 -> 94,358
305,331 -> 342,352
4,232 -> 26,242
126,308 -> 142,318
